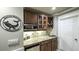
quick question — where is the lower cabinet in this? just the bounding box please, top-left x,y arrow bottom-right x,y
40,38 -> 57,51
40,39 -> 52,51
24,38 -> 57,51
52,38 -> 58,51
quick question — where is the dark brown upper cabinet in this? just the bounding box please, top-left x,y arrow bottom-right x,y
38,15 -> 48,30
48,16 -> 53,28
23,7 -> 53,31
24,11 -> 37,24
24,8 -> 38,31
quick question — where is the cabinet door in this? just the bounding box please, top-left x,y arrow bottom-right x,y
38,15 -> 48,30
52,38 -> 58,51
24,11 -> 31,24
40,40 -> 52,51
48,17 -> 53,28
42,15 -> 48,29
24,11 -> 37,24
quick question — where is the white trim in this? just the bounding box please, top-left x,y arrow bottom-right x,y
54,7 -> 78,16
58,9 -> 79,20
59,15 -> 79,21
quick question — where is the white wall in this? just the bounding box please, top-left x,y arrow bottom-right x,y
50,16 -> 58,36
0,7 -> 23,51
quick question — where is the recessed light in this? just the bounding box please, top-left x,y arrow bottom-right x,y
52,7 -> 56,10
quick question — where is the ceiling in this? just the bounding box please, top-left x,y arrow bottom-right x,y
31,7 -> 71,15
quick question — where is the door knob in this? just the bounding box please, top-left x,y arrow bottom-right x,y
75,39 -> 78,41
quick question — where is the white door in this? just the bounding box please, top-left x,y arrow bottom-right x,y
58,17 -> 74,51
58,15 -> 79,51
72,15 -> 79,51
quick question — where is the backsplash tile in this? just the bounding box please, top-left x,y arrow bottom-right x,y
24,31 -> 47,38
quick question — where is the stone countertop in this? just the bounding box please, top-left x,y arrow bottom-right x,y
24,35 -> 57,47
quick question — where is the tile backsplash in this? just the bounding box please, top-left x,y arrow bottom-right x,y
24,31 -> 47,38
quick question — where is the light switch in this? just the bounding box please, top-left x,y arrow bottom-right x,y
8,38 -> 19,47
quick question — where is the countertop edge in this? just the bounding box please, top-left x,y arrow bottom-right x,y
24,37 -> 57,49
